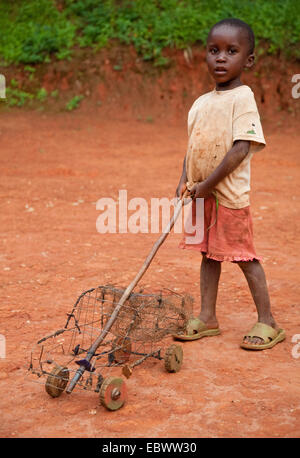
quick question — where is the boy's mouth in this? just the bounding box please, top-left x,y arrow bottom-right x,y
214,67 -> 228,75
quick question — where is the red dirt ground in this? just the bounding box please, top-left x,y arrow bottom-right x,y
0,60 -> 300,437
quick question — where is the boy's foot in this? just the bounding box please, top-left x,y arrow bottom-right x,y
243,317 -> 277,345
241,322 -> 286,350
173,317 -> 220,341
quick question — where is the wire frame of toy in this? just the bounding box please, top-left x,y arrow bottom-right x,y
28,285 -> 193,395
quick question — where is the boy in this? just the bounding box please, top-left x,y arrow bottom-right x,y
174,18 -> 285,350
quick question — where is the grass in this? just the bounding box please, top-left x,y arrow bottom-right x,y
0,0 -> 299,66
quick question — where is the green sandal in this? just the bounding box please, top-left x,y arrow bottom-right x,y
241,322 -> 286,350
173,317 -> 220,341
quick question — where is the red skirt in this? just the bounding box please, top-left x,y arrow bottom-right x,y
179,195 -> 261,262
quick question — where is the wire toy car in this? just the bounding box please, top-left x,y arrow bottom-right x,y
28,284 -> 193,410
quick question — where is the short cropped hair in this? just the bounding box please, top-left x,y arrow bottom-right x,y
209,18 -> 255,54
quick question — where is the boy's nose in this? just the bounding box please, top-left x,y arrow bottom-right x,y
216,53 -> 226,62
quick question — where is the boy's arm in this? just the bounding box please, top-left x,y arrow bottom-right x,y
189,140 -> 250,199
175,154 -> 187,198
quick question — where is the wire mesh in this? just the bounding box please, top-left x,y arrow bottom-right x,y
28,285 -> 193,394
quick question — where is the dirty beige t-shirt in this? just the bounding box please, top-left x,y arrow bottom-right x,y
186,85 -> 266,209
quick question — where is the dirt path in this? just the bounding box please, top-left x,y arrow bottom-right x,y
0,108 -> 299,438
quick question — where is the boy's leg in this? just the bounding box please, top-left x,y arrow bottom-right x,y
237,259 -> 278,344
198,253 -> 221,329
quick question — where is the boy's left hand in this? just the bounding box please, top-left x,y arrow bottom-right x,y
188,182 -> 211,199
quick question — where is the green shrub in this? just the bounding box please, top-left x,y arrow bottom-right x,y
107,0 -> 300,60
51,89 -> 59,98
65,95 -> 84,110
65,0 -> 115,48
0,0 -> 75,65
0,0 -> 299,65
36,87 -> 48,101
5,87 -> 34,107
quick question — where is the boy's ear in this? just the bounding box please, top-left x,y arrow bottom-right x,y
245,53 -> 255,69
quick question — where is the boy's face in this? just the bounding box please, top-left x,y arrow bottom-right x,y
206,25 -> 254,90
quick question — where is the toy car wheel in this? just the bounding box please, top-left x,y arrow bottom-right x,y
45,365 -> 69,398
99,376 -> 127,411
164,344 -> 183,373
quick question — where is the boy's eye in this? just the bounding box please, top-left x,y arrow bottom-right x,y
228,48 -> 238,55
209,47 -> 218,54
